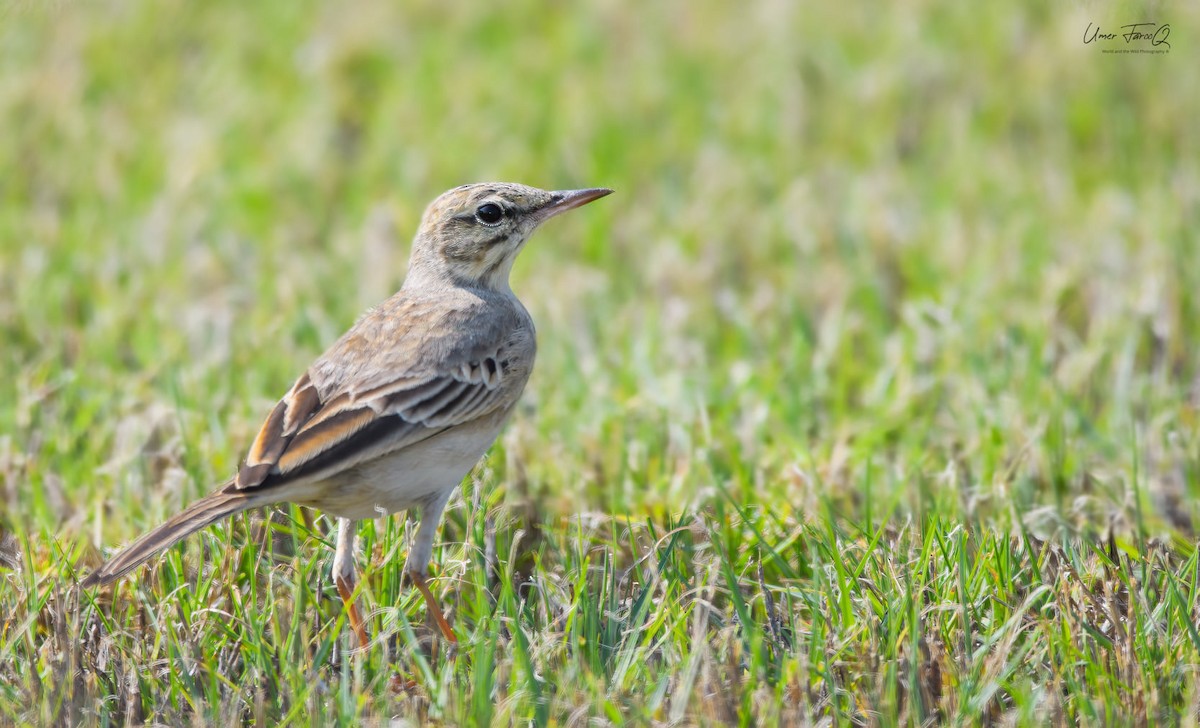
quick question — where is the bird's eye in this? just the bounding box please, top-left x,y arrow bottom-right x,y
475,203 -> 504,225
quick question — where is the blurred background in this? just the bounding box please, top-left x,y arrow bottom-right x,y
2,0 -> 1196,536
2,0 -> 1199,723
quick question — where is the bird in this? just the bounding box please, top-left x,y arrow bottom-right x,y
82,182 -> 613,646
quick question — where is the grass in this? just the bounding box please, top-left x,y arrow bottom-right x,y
2,0 -> 1199,724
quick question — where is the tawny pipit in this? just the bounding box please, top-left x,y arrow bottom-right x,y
83,183 -> 612,644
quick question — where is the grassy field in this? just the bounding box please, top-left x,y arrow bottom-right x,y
2,0 -> 1199,725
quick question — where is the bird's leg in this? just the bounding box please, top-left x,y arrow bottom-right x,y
405,491 -> 456,643
409,570 -> 456,643
333,517 -> 369,647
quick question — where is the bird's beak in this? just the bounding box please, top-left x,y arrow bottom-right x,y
533,187 -> 613,223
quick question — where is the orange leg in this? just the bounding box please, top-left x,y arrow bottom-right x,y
409,570 -> 456,643
333,518 -> 369,647
335,572 -> 370,647
405,492 -> 456,643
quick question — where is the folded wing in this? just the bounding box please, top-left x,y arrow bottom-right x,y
237,362 -> 514,490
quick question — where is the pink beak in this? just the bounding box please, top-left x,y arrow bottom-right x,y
533,188 -> 613,223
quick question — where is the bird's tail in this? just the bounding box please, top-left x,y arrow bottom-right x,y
82,484 -> 269,588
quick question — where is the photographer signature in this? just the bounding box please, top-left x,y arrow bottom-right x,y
1084,22 -> 1171,49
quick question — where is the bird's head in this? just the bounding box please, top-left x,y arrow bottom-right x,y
406,183 -> 612,292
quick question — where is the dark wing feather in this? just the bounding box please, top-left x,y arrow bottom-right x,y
239,373 -> 322,486
235,372 -> 506,491
233,289 -> 533,492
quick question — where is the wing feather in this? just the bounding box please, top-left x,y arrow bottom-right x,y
239,373 -> 323,487
233,289 -> 534,493
276,406 -> 377,473
402,380 -> 472,421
